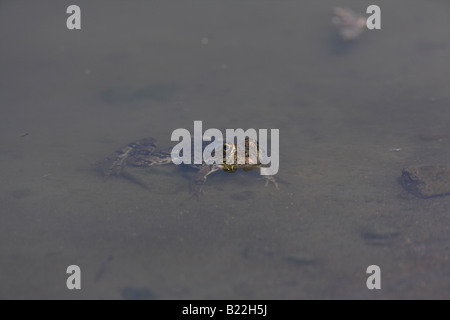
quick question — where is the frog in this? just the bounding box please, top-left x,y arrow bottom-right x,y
100,137 -> 279,195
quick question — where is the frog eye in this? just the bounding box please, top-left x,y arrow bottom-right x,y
223,164 -> 237,173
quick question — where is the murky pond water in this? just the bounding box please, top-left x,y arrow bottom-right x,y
1,0 -> 450,299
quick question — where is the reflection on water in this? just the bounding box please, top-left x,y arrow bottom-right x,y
0,0 -> 450,299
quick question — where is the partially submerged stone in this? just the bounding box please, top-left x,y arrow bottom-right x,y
401,166 -> 450,198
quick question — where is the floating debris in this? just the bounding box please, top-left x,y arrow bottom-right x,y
332,7 -> 366,41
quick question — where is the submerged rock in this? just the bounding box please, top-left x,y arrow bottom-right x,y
401,166 -> 450,198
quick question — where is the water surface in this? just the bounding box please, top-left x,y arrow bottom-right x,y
1,0 -> 450,299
